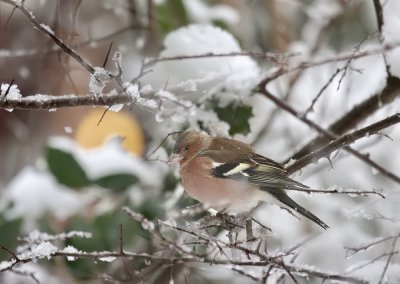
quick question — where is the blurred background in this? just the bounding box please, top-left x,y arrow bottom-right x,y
1,0 -> 400,283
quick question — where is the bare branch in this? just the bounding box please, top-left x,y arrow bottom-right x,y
373,0 -> 390,74
0,24 -> 145,59
1,0 -> 95,74
303,68 -> 342,117
144,50 -> 293,67
283,187 -> 385,198
378,237 -> 398,284
261,42 -> 400,83
345,233 -> 400,258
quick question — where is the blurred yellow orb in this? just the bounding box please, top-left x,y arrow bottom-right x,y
75,109 -> 145,156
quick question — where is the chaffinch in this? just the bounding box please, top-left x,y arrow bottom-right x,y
171,131 -> 329,230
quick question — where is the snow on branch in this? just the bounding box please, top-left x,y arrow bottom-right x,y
0,230 -> 92,272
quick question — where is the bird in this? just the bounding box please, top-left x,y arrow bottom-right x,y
170,131 -> 329,230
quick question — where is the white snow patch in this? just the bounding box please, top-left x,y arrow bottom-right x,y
22,230 -> 92,243
183,0 -> 240,25
19,66 -> 30,78
40,23 -> 54,35
99,256 -> 116,262
60,245 -> 80,261
1,167 -> 97,226
1,83 -> 22,100
0,260 -> 16,271
64,126 -> 73,134
109,104 -> 124,112
143,24 -> 261,99
89,67 -> 110,95
48,137 -> 163,187
19,241 -> 57,260
1,263 -> 61,284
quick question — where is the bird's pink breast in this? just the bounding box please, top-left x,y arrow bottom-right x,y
180,157 -> 266,212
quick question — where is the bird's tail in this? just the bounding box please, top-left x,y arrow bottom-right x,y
265,187 -> 329,230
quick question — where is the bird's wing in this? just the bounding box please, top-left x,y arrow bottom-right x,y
208,152 -> 309,191
207,152 -> 329,229
197,137 -> 255,163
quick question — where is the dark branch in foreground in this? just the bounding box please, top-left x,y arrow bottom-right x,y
287,113 -> 400,174
0,93 -> 133,110
286,76 -> 400,163
257,85 -> 400,186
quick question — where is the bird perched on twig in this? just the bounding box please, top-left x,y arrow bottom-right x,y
170,131 -> 329,230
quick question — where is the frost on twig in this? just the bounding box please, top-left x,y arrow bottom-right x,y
0,230 -> 92,272
89,67 -> 111,96
18,230 -> 92,244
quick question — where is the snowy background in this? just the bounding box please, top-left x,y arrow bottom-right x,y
0,0 -> 400,283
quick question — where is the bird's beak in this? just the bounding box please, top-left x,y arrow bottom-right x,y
168,153 -> 182,167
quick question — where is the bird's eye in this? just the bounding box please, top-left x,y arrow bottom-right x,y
184,144 -> 190,151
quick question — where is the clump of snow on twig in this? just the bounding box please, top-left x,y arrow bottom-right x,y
0,260 -> 16,271
183,0 -> 240,26
60,246 -> 80,261
89,67 -> 111,95
122,82 -> 160,111
18,242 -> 58,261
21,230 -> 92,243
1,83 -> 22,100
143,24 -> 261,98
39,23 -> 54,35
99,256 -> 116,262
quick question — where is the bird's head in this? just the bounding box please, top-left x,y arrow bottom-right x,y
170,131 -> 209,167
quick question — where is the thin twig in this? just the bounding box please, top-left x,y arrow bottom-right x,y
373,0 -> 390,75
0,24 -> 145,58
102,42 -> 114,68
145,131 -> 184,160
144,51 -> 293,67
378,237 -> 397,284
261,42 -> 400,84
303,68 -> 342,116
284,187 -> 385,198
0,242 -> 20,261
345,233 -> 400,258
1,0 -> 95,74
